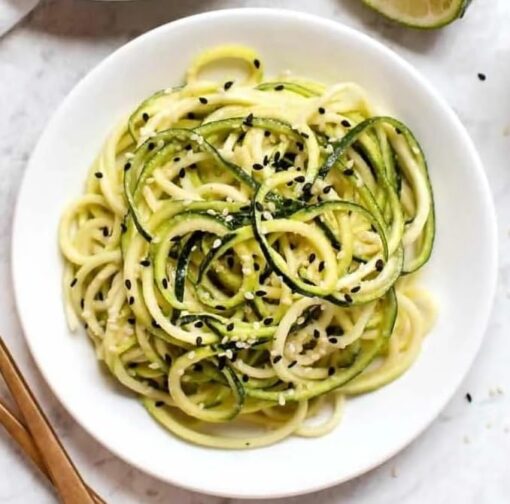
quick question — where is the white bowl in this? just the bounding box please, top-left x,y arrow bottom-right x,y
12,8 -> 497,499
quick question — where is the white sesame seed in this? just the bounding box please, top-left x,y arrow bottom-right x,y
148,362 -> 161,369
297,316 -> 305,325
156,139 -> 165,149
225,215 -> 234,222
278,394 -> 286,406
222,208 -> 229,216
207,209 -> 216,216
125,152 -> 135,159
191,245 -> 197,252
263,211 -> 273,220
226,349 -> 234,359
221,336 -> 228,344
244,291 -> 255,300
213,239 -> 222,249
345,159 -> 354,169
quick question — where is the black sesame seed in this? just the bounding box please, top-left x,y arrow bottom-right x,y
466,392 -> 472,403
244,113 -> 254,127
295,175 -> 305,183
70,278 -> 77,287
199,97 -> 208,104
128,318 -> 136,325
341,119 -> 351,128
263,317 -> 273,326
238,132 -> 246,142
80,298 -> 84,309
318,107 -> 326,115
253,59 -> 261,69
328,366 -> 335,376
255,202 -> 264,212
273,355 -> 282,364
308,253 -> 316,263
264,130 -> 271,137
296,142 -> 304,151
140,259 -> 151,267
97,291 -> 104,301
344,293 -> 353,304
302,182 -> 312,194
375,259 -> 384,272
318,261 -> 325,272
242,374 -> 249,383
395,127 -> 402,135
128,296 -> 135,305
274,151 -> 281,162
227,256 -> 235,268
218,357 -> 226,370
162,278 -> 168,289
148,142 -> 155,151
477,73 -> 486,81
275,84 -> 284,91
102,227 -> 109,237
187,112 -> 195,119
179,168 -> 185,178
252,163 -> 264,171
196,336 -> 203,346
263,155 -> 269,166
142,112 -> 149,122
155,401 -> 164,407
174,156 -> 181,162
121,223 -> 127,233
255,290 -> 266,297
224,80 -> 234,90
215,305 -> 226,311
185,144 -> 193,151
288,360 -> 298,369
286,181 -> 293,187
328,337 -> 338,344
313,329 -> 320,339
226,323 -> 234,331
323,185 -> 333,194
301,132 -> 309,139
343,168 -> 354,176
254,263 -> 260,272
94,172 -> 103,179
152,320 -> 160,329
124,162 -> 131,171
350,285 -> 361,293
195,321 -> 204,328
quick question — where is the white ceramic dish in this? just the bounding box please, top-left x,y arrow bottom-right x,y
12,8 -> 497,499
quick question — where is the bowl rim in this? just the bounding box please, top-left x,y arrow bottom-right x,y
11,7 -> 498,499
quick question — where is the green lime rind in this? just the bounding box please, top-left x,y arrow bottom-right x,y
362,0 -> 472,29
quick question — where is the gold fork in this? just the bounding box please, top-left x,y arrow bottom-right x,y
0,337 -> 103,503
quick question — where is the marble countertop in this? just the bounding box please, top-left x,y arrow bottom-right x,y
1,0 -> 509,502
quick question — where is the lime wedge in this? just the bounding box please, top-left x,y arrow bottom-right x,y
362,0 -> 471,29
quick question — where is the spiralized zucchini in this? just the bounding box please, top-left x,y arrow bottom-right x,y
59,45 -> 436,449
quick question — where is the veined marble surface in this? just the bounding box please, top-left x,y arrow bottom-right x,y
0,0 -> 509,502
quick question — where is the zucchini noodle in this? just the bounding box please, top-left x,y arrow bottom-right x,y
59,45 -> 436,449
